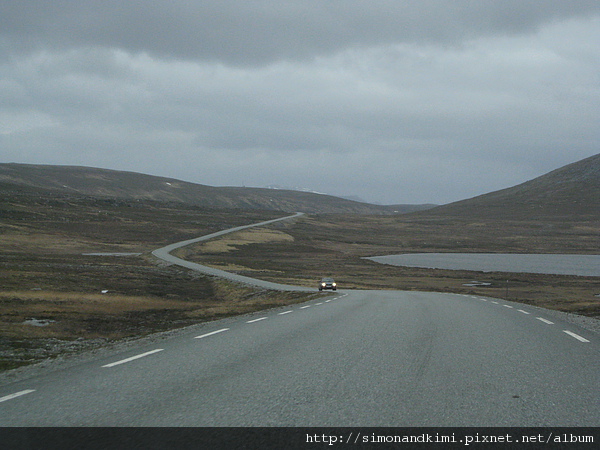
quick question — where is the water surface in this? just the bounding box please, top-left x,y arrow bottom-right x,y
366,253 -> 600,277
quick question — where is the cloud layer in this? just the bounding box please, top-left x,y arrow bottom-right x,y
1,1 -> 599,204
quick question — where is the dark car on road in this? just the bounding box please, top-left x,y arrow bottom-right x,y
319,277 -> 337,291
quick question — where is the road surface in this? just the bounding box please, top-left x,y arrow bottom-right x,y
1,215 -> 598,427
151,212 -> 310,291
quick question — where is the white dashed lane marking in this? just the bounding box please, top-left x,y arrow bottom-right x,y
0,390 -> 35,403
278,310 -> 293,315
469,295 -> 592,344
246,317 -> 268,324
102,349 -> 164,368
563,330 -> 590,343
536,317 -> 555,325
195,328 -> 230,339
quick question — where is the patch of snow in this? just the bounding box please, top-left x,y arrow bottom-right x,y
23,318 -> 56,327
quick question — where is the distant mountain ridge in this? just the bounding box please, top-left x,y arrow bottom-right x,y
266,185 -> 370,204
1,155 -> 596,218
424,153 -> 599,219
0,163 -> 432,214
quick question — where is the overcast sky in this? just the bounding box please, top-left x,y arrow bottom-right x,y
1,1 -> 598,204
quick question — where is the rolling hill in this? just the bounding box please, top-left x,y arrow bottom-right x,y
422,153 -> 599,220
1,154 -> 597,218
0,163 -> 432,215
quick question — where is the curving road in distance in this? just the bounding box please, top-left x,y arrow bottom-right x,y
1,213 -> 598,427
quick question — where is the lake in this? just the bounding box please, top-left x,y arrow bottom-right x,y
366,253 -> 600,277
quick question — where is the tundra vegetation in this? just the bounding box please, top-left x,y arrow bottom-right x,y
0,194 -> 316,371
183,213 -> 599,317
1,157 -> 598,371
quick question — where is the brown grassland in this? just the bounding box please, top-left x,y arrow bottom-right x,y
0,194 -> 317,371
1,191 -> 598,371
183,213 -> 600,317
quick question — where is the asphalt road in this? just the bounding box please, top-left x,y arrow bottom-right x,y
1,215 -> 598,426
0,290 -> 598,426
151,212 -> 311,291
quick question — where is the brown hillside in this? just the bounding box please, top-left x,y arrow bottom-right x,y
422,154 -> 599,220
0,163 -> 430,215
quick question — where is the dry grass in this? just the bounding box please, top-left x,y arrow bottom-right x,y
1,189 -> 598,372
186,279 -> 319,320
184,214 -> 600,318
0,265 -> 318,370
0,284 -> 318,340
0,290 -> 193,326
198,229 -> 294,253
0,194 -> 316,371
173,229 -> 294,257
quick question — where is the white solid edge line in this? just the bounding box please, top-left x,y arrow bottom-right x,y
246,317 -> 267,323
536,317 -> 554,325
102,349 -> 164,368
195,328 -> 229,339
563,330 -> 590,343
278,310 -> 293,315
0,389 -> 36,403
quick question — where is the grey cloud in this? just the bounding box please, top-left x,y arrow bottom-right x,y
1,2 -> 599,204
2,1 -> 599,65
